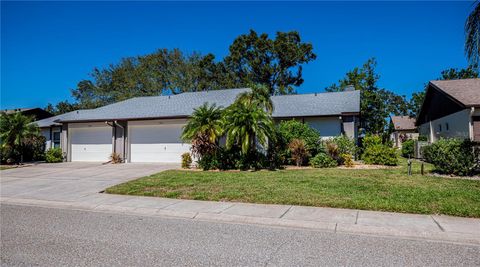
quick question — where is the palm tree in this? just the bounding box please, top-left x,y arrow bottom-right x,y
237,84 -> 274,114
0,112 -> 40,162
181,103 -> 224,143
465,1 -> 480,66
223,101 -> 274,155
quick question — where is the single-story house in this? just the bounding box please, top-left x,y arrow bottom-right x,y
390,116 -> 418,148
416,78 -> 480,143
34,88 -> 361,163
2,108 -> 53,120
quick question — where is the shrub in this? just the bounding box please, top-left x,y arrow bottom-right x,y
423,138 -> 479,176
109,152 -> 122,164
401,139 -> 415,158
341,153 -> 354,167
278,120 -> 321,155
418,135 -> 428,141
181,153 -> 192,169
309,153 -> 338,168
45,148 -> 63,163
288,139 -> 310,166
324,135 -> 356,164
197,153 -> 219,171
362,135 -> 398,166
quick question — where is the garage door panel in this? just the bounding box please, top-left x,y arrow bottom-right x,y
129,123 -> 190,163
70,125 -> 112,162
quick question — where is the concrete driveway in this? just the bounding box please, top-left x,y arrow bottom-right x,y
0,163 -> 177,202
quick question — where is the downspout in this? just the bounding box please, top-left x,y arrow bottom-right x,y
114,120 -> 126,163
469,107 -> 475,141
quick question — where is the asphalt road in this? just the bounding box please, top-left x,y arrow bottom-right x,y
1,204 -> 479,267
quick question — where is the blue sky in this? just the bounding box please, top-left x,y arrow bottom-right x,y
1,1 -> 475,109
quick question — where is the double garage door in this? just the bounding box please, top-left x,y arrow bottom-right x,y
69,121 -> 190,163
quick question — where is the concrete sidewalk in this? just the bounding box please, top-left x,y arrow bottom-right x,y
1,194 -> 479,245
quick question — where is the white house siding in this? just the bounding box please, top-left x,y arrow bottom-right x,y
303,117 -> 342,139
128,119 -> 190,163
419,109 -> 471,142
40,128 -> 51,151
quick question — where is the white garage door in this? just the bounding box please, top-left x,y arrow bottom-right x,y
70,124 -> 112,162
129,122 -> 191,163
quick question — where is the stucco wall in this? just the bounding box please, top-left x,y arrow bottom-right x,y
419,109 -> 470,142
303,117 -> 342,139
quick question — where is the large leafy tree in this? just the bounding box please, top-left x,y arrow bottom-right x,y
223,101 -> 274,155
224,30 -> 316,95
465,1 -> 480,67
0,113 -> 42,162
70,49 -> 229,109
326,58 -> 407,133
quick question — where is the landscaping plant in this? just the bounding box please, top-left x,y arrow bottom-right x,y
181,152 -> 192,169
423,138 -> 479,176
401,139 -> 414,158
362,135 -> 398,166
341,153 -> 354,167
288,139 -> 310,166
277,120 -> 321,155
309,153 -> 338,168
45,148 -> 63,163
0,112 -> 43,163
110,152 -> 122,164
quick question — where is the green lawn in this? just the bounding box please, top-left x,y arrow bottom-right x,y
0,166 -> 14,170
106,158 -> 480,218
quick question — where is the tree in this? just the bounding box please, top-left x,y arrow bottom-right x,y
326,58 -> 406,133
224,30 -> 316,95
407,91 -> 426,118
465,1 -> 480,67
236,84 -> 274,114
223,101 -> 274,155
439,66 -> 479,80
181,103 -> 224,143
45,101 -> 80,115
0,113 -> 42,163
71,49 -> 229,109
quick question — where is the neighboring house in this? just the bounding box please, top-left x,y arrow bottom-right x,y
2,108 -> 53,120
390,116 -> 418,148
34,112 -> 75,151
416,79 -> 480,143
33,88 -> 361,163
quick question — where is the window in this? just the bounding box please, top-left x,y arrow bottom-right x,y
53,131 -> 61,148
438,124 -> 442,132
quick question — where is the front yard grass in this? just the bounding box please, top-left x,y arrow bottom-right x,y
106,158 -> 480,218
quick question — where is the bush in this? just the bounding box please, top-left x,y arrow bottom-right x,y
401,139 -> 414,158
278,120 -> 321,155
288,139 -> 310,166
324,135 -> 356,164
418,135 -> 428,141
362,135 -> 398,166
341,153 -> 354,167
181,153 -> 192,169
423,138 -> 479,176
197,153 -> 219,171
309,153 -> 338,168
45,148 -> 63,163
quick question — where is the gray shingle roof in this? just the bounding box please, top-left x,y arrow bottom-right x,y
45,88 -> 360,125
33,111 -> 78,128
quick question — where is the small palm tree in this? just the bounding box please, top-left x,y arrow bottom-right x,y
223,101 -> 274,155
0,112 -> 40,162
181,103 -> 224,143
237,84 -> 274,114
465,1 -> 480,66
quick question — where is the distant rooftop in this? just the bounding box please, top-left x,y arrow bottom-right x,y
391,116 -> 416,131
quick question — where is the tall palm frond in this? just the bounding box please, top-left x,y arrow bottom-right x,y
181,103 -> 224,143
465,1 -> 480,66
237,84 -> 274,114
223,101 -> 274,154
